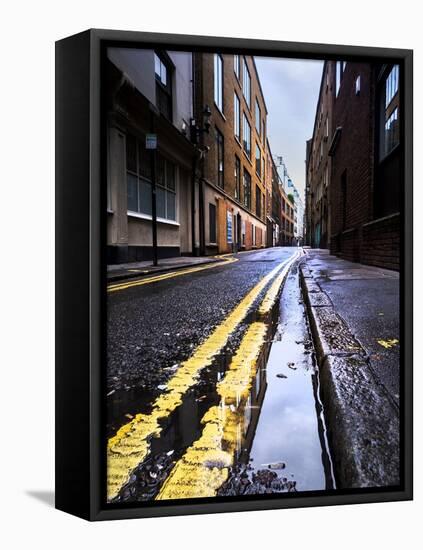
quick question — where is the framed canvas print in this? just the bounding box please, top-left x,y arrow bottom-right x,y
55,29 -> 413,521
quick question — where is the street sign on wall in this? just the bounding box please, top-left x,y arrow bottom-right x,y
227,211 -> 233,243
145,134 -> 157,150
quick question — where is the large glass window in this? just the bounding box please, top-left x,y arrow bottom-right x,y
380,65 -> 400,159
335,60 -> 345,97
154,53 -> 172,120
214,54 -> 223,112
386,65 -> 399,108
234,155 -> 241,200
243,113 -> 251,158
243,58 -> 251,108
216,128 -> 224,188
126,133 -> 176,222
255,99 -> 261,135
255,144 -> 261,177
255,185 -> 262,218
234,55 -> 240,80
243,168 -> 251,209
234,93 -> 240,140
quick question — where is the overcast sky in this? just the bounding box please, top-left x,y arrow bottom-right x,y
255,57 -> 324,198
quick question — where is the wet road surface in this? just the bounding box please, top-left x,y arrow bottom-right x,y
106,247 -> 334,502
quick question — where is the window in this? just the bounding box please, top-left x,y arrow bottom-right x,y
154,53 -> 172,120
255,99 -> 261,135
325,116 -> 329,138
156,154 -> 177,221
214,54 -> 223,112
262,119 -> 266,142
126,134 -> 176,222
255,185 -> 261,218
385,65 -> 399,108
216,128 -> 224,188
234,55 -> 240,80
234,93 -> 240,140
209,203 -> 217,243
234,156 -> 241,200
243,169 -> 251,209
384,108 -> 399,155
243,58 -> 251,108
126,133 -> 152,216
355,75 -> 361,96
243,113 -> 251,158
335,60 -> 346,97
380,65 -> 400,159
255,144 -> 261,177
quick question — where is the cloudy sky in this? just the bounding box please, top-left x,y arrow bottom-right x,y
255,57 -> 324,198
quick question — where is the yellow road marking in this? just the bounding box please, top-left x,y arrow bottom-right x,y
107,252 -> 298,501
156,322 -> 268,500
107,257 -> 238,293
156,253 -> 299,500
377,338 -> 399,349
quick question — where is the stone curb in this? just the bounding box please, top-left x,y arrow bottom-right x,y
299,259 -> 400,489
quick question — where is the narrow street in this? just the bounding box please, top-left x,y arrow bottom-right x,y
107,247 -> 334,502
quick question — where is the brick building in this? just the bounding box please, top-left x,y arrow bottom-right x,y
305,61 -> 335,248
194,53 -> 268,254
306,61 -> 401,271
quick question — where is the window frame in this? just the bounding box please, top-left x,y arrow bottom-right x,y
154,52 -> 173,121
243,168 -> 252,209
215,127 -> 224,189
214,54 -> 224,113
243,57 -> 251,109
242,113 -> 251,159
234,92 -> 241,141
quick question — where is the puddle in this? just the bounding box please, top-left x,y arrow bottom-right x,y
220,267 -> 335,495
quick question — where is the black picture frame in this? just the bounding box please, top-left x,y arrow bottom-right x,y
55,28 -> 413,521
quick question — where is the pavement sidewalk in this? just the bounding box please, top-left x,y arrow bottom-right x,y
107,255 -> 224,283
299,248 -> 400,488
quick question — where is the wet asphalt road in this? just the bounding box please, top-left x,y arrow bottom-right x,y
107,247 -> 298,432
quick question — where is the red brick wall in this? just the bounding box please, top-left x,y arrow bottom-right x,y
361,214 -> 400,271
330,62 -> 374,238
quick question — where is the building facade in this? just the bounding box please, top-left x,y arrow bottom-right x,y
106,48 -> 196,264
194,53 -> 268,254
305,61 -> 335,249
329,61 -> 401,270
306,60 -> 401,271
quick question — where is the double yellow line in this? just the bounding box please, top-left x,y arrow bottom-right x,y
107,251 -> 299,501
107,257 -> 238,293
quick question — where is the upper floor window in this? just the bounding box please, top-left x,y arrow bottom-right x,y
154,53 -> 172,120
234,93 -> 240,141
234,55 -> 240,80
380,65 -> 400,159
386,65 -> 399,108
243,168 -> 251,209
216,128 -> 224,188
255,144 -> 261,178
243,58 -> 251,108
255,99 -> 261,135
234,155 -> 241,200
255,185 -> 262,218
335,60 -> 346,97
243,113 -> 251,158
214,54 -> 223,112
